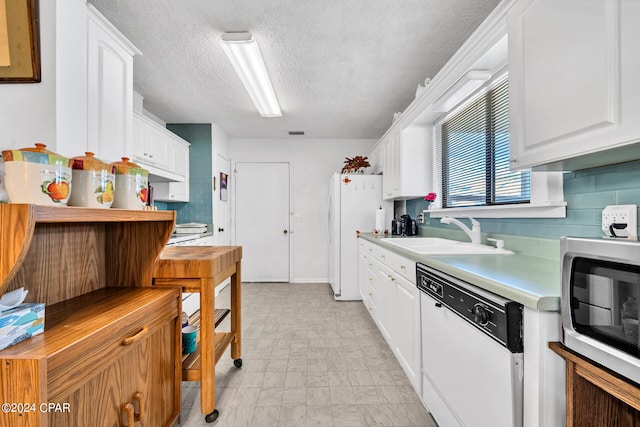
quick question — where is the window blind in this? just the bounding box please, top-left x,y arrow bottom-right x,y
440,78 -> 530,208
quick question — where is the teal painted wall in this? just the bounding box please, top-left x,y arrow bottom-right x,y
407,159 -> 640,239
158,124 -> 212,224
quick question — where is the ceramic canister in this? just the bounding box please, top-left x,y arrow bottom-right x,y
1,143 -> 72,206
110,157 -> 149,209
68,152 -> 116,208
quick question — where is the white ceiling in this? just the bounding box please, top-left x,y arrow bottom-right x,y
88,0 -> 501,139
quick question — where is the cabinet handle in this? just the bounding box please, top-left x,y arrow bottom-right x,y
121,326 -> 149,346
435,302 -> 442,308
400,265 -> 406,270
386,274 -> 395,281
121,402 -> 134,426
132,392 -> 143,422
381,254 -> 385,259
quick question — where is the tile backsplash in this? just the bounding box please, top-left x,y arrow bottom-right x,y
407,159 -> 640,240
156,124 -> 212,225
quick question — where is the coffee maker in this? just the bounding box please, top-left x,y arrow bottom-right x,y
400,214 -> 417,236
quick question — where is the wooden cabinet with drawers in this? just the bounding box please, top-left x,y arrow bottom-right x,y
0,205 -> 181,427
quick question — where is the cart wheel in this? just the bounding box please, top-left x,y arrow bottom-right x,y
205,409 -> 219,423
233,358 -> 243,368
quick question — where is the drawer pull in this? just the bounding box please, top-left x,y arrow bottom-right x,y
121,326 -> 149,346
133,392 -> 143,421
121,402 -> 134,426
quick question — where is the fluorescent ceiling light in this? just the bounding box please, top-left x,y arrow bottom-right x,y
220,32 -> 282,118
432,70 -> 493,112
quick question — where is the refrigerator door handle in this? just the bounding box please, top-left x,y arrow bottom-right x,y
327,193 -> 332,245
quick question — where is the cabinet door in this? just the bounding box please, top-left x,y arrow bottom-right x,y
508,0 -> 640,170
50,322 -> 177,427
128,321 -> 178,427
87,7 -> 138,163
394,275 -> 421,392
152,140 -> 190,202
145,125 -> 171,170
132,114 -> 147,162
376,264 -> 396,344
358,250 -> 369,301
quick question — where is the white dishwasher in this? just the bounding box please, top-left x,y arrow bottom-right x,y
417,263 -> 524,427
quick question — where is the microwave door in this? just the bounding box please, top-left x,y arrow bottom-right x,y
574,301 -> 613,326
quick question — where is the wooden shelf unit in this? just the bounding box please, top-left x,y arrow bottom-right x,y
0,204 -> 181,427
153,245 -> 242,421
549,341 -> 640,426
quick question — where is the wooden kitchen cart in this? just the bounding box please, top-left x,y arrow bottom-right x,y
152,245 -> 243,423
549,342 -> 640,426
0,204 -> 181,427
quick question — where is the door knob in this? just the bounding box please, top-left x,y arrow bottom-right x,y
218,227 -> 224,232
283,229 -> 288,235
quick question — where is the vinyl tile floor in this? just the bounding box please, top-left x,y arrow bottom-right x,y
177,282 -> 436,427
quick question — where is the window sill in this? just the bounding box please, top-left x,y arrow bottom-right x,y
425,201 -> 567,219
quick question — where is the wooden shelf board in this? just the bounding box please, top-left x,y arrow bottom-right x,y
181,332 -> 236,381
30,205 -> 175,223
0,288 -> 178,359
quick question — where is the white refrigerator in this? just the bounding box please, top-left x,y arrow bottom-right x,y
328,173 -> 391,300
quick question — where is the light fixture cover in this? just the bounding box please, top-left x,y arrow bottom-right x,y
220,32 -> 282,118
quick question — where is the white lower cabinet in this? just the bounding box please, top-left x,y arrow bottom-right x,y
394,274 -> 421,385
358,239 -> 421,393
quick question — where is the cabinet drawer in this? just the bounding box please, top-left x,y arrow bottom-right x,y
384,250 -> 416,283
46,288 -> 180,400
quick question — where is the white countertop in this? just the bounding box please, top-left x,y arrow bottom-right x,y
360,233 -> 561,312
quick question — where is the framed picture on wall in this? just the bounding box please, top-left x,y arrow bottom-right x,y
220,172 -> 228,201
0,0 -> 41,83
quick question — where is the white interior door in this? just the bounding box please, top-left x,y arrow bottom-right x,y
214,153 -> 231,245
234,162 -> 290,282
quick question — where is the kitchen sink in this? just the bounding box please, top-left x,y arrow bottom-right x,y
380,237 -> 513,255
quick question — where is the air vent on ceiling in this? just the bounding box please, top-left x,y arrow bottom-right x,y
288,131 -> 305,136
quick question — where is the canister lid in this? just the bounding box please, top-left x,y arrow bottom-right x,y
71,152 -> 115,173
1,143 -> 70,166
110,157 -> 148,177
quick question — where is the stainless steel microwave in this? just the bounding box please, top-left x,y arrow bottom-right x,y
561,237 -> 640,384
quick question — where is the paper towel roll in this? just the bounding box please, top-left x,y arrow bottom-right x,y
375,208 -> 385,233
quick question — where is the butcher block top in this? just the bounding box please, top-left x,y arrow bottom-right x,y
153,246 -> 242,279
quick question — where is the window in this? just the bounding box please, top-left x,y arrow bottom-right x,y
438,77 -> 530,208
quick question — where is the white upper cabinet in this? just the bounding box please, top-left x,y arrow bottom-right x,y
382,125 -> 432,200
133,112 -> 190,183
508,0 -> 640,171
86,5 -> 141,163
153,138 -> 190,202
133,113 -> 170,170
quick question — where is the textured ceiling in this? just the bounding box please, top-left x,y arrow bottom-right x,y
88,0 -> 501,139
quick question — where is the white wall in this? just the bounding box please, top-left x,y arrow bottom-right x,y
212,123 -> 231,246
0,0 -> 57,151
230,137 -> 376,283
0,0 -> 87,155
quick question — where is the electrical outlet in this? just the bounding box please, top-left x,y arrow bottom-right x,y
602,205 -> 637,238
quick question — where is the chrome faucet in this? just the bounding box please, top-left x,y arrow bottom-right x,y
440,216 -> 481,244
